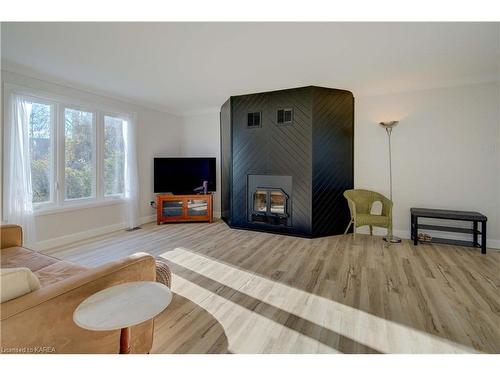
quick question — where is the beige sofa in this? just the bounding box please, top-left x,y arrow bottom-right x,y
0,224 -> 156,354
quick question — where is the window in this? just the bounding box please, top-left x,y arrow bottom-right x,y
247,112 -> 261,128
277,108 -> 293,125
64,108 -> 95,200
28,100 -> 54,205
104,116 -> 126,197
8,88 -> 132,212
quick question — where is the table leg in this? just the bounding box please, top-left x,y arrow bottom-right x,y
120,327 -> 131,354
481,221 -> 487,254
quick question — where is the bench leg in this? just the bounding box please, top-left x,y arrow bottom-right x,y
412,215 -> 418,246
481,221 -> 487,254
473,221 -> 478,247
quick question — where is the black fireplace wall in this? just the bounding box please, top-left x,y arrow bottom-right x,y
220,86 -> 354,238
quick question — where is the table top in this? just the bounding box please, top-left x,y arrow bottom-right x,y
410,207 -> 487,221
73,281 -> 172,331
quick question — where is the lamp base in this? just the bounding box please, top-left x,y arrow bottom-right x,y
383,235 -> 402,243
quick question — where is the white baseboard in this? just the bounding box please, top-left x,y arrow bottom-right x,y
356,227 -> 500,250
35,214 -> 500,253
36,215 -> 156,253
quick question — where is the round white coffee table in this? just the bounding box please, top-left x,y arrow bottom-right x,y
73,281 -> 172,354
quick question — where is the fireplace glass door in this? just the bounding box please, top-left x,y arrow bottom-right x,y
254,190 -> 267,212
270,191 -> 285,214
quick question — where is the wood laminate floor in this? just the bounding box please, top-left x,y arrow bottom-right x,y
46,220 -> 500,354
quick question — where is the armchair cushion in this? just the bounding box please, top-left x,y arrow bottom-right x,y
356,213 -> 390,227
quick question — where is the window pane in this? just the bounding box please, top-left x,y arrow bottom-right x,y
104,116 -> 126,196
28,102 -> 52,204
64,108 -> 94,200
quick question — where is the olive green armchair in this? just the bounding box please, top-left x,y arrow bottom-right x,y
343,189 -> 393,239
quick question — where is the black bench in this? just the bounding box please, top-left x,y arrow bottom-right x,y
410,208 -> 487,254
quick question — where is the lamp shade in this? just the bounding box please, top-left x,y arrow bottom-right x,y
379,121 -> 399,129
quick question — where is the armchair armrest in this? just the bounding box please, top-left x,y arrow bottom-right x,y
345,197 -> 357,219
381,197 -> 393,217
1,224 -> 23,249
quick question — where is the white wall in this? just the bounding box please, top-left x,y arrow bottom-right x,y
1,70 -> 183,250
178,82 -> 500,248
356,82 -> 499,247
180,111 -> 221,216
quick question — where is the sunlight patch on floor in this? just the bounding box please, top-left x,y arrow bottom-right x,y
171,273 -> 340,353
160,247 -> 478,354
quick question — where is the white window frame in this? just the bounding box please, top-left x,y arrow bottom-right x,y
3,83 -> 134,216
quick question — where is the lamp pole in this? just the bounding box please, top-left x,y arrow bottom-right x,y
379,121 -> 401,243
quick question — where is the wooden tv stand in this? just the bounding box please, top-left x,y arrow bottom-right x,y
156,194 -> 213,224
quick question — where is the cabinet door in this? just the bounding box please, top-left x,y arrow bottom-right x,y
187,198 -> 209,217
161,198 -> 184,219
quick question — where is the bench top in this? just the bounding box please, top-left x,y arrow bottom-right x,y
410,207 -> 487,221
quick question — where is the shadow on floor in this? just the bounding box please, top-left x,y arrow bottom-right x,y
151,293 -> 229,354
166,261 -> 380,353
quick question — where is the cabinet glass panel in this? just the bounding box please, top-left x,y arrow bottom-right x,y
188,199 -> 208,216
162,200 -> 183,217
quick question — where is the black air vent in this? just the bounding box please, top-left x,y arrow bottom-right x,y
247,112 -> 261,127
277,108 -> 293,124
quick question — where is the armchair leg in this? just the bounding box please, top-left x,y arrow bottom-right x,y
344,220 -> 353,235
369,226 -> 373,236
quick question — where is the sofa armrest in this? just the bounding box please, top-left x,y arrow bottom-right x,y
0,252 -> 157,353
1,224 -> 23,249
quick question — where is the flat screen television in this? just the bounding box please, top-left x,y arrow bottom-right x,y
154,157 -> 216,194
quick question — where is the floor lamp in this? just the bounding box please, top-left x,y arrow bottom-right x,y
379,121 -> 402,243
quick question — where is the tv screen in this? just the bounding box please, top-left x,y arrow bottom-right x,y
154,157 -> 216,194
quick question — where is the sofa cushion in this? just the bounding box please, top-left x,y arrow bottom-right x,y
35,260 -> 87,288
0,267 -> 41,303
0,246 -> 59,272
34,261 -> 89,288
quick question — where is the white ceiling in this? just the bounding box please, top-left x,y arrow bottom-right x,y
2,22 -> 499,114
